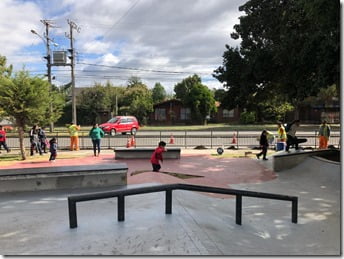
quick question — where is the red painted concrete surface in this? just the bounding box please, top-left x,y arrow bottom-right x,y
0,153 -> 276,198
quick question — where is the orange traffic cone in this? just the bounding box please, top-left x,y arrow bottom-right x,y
130,135 -> 136,147
126,137 -> 131,148
169,133 -> 175,144
231,132 -> 237,144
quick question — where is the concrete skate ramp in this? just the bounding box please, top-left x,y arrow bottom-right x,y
228,155 -> 341,255
273,149 -> 339,172
276,155 -> 340,188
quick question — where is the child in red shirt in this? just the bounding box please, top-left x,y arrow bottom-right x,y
150,141 -> 166,172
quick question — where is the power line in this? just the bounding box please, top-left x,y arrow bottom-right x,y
77,62 -> 208,75
102,0 -> 141,38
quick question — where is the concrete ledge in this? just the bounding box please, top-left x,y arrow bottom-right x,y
114,147 -> 181,159
273,149 -> 339,172
0,163 -> 128,192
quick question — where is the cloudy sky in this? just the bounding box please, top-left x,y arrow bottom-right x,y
0,0 -> 246,94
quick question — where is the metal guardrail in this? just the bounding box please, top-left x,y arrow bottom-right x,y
68,183 -> 298,229
4,130 -> 340,150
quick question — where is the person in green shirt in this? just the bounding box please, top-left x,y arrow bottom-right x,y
89,123 -> 105,157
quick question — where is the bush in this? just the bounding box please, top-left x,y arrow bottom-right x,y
240,111 -> 256,124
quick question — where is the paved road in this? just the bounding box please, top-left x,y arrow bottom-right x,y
136,130 -> 326,136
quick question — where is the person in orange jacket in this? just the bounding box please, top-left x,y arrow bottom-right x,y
68,123 -> 81,151
318,120 -> 331,149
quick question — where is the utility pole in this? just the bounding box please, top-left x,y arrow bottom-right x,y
32,20 -> 57,132
42,20 -> 54,132
66,19 -> 80,125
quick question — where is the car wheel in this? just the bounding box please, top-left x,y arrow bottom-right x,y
131,128 -> 137,135
110,129 -> 116,136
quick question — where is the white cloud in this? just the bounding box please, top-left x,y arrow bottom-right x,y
82,41 -> 111,54
101,53 -> 120,65
0,0 -> 246,91
0,0 -> 43,56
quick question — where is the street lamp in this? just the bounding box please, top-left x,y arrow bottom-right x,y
31,29 -> 58,132
31,30 -> 58,47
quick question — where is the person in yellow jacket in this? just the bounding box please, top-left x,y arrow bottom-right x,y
276,122 -> 287,151
277,122 -> 287,142
68,123 -> 81,151
318,120 -> 331,149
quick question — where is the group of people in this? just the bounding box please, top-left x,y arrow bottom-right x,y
25,122 -> 105,161
256,120 -> 331,161
29,125 -> 57,161
29,125 -> 46,156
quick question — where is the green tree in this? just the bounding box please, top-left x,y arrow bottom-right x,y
0,55 -> 13,77
104,81 -> 125,118
45,85 -> 66,127
214,0 -> 339,118
213,88 -> 226,103
0,70 -> 51,160
0,55 -> 12,122
121,80 -> 153,124
317,84 -> 338,106
152,82 -> 166,104
127,76 -> 146,88
174,75 -> 216,124
77,84 -> 109,124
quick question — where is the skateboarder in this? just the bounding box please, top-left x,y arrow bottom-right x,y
286,120 -> 300,151
150,141 -> 166,172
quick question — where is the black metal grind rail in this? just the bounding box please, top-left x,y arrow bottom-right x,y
68,183 -> 298,228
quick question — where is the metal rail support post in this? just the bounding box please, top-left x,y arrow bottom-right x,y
292,197 -> 298,223
68,199 -> 77,228
235,195 -> 242,225
165,189 -> 172,214
118,195 -> 125,221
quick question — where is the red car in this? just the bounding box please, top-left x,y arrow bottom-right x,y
99,116 -> 140,136
3,125 -> 14,132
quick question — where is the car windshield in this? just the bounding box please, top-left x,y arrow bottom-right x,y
107,117 -> 120,123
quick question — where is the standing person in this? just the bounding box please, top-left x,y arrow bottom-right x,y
68,122 -> 81,151
0,125 -> 10,153
150,141 -> 167,172
89,123 -> 105,157
276,122 -> 287,151
29,125 -> 42,156
318,120 -> 331,149
256,130 -> 269,160
38,126 -> 47,153
286,119 -> 300,152
266,130 -> 275,145
49,137 -> 57,162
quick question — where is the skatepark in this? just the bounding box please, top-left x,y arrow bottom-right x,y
0,148 -> 341,255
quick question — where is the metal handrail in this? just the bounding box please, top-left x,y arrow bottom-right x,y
68,183 -> 298,229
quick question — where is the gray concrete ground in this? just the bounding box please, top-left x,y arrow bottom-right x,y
0,150 -> 341,255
